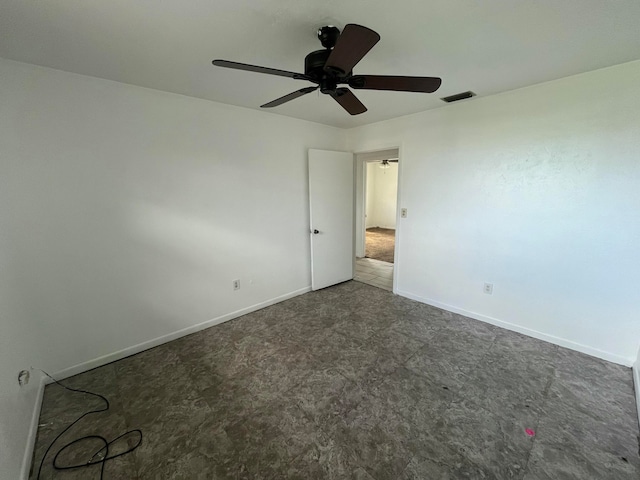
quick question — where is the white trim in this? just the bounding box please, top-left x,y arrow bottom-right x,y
21,286 -> 311,477
20,375 -> 46,480
392,144 -> 403,295
633,365 -> 640,428
50,286 -> 311,381
634,354 -> 640,430
359,156 -> 368,257
397,289 -> 634,367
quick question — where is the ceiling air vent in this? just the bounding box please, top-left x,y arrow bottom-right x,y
441,91 -> 476,103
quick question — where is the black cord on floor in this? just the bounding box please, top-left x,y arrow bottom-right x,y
35,369 -> 142,480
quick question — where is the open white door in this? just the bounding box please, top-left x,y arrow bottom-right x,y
309,149 -> 354,290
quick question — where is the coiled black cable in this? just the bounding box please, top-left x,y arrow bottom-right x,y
36,369 -> 142,479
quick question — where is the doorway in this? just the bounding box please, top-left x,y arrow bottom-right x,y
354,148 -> 400,292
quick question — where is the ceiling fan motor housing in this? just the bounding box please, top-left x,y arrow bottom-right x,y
305,49 -> 351,93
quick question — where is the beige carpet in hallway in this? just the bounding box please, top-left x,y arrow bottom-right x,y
365,227 -> 395,263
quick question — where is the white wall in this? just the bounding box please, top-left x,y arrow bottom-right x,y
366,162 -> 398,229
3,55 -> 640,479
0,58 -> 346,479
348,60 -> 640,365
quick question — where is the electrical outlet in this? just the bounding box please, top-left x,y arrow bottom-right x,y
233,279 -> 240,291
18,370 -> 30,386
483,283 -> 493,295
401,208 -> 407,218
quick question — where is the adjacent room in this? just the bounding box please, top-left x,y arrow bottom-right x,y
364,158 -> 398,266
1,1 -> 640,479
354,149 -> 399,292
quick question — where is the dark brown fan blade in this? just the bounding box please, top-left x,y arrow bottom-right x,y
212,60 -> 310,80
261,87 -> 318,108
349,75 -> 442,93
324,24 -> 380,75
330,88 -> 367,115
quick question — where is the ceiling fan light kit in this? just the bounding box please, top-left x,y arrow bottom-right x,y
212,24 -> 442,115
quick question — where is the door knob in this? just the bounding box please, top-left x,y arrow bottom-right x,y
313,229 -> 320,234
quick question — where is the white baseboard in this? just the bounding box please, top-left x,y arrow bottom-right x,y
20,375 -> 46,480
52,286 -> 312,381
21,286 -> 311,477
396,289 -> 634,367
23,283 -> 635,478
634,363 -> 640,430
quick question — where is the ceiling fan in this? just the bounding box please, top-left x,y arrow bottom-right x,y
379,158 -> 398,169
212,24 -> 442,115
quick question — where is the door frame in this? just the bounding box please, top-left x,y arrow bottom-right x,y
353,145 -> 402,293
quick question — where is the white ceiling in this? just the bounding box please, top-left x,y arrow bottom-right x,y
2,0 -> 640,128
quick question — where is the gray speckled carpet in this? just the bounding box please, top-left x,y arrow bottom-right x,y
31,281 -> 640,479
